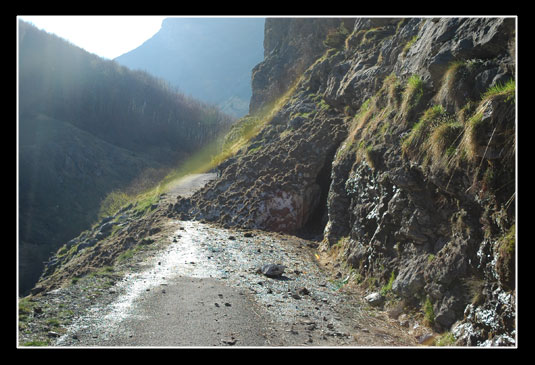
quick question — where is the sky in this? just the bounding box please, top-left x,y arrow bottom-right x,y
18,16 -> 168,60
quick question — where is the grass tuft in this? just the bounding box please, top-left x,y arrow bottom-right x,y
400,74 -> 424,118
483,79 -> 515,102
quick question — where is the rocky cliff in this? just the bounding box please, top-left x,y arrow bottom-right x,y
171,17 -> 516,346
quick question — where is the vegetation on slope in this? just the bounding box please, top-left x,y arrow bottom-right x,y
18,20 -> 234,294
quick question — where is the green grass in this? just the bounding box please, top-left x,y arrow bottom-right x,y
501,224 -> 516,254
335,74 -> 402,166
434,332 -> 456,346
98,190 -> 130,220
400,74 -> 424,117
402,35 -> 419,57
117,248 -> 135,262
18,297 -> 35,317
46,318 -> 61,328
380,271 -> 396,296
21,340 -> 50,346
88,265 -> 116,278
458,78 -> 515,164
483,79 -> 515,102
423,297 -> 435,326
402,105 -> 445,151
406,74 -> 424,95
442,60 -> 467,85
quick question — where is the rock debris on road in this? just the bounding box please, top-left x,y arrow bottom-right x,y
20,174 -> 421,347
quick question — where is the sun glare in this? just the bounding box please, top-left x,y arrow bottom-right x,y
18,16 -> 167,60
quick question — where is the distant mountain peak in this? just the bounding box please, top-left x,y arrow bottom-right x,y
115,17 -> 266,118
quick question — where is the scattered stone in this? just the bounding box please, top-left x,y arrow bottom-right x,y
244,232 -> 254,237
47,331 -> 60,338
140,238 -> 155,245
260,264 -> 286,278
149,227 -> 161,235
365,292 -> 384,307
418,333 -> 435,345
387,304 -> 404,319
221,336 -> 237,345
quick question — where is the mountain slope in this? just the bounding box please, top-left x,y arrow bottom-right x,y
21,17 -> 516,347
171,17 -> 516,346
18,20 -> 233,295
114,17 -> 265,117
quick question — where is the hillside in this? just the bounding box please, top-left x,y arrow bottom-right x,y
21,17 -> 517,348
18,20 -> 233,295
171,17 -> 516,346
114,17 -> 265,118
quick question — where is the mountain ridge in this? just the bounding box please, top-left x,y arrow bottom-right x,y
114,17 -> 265,118
18,20 -> 233,295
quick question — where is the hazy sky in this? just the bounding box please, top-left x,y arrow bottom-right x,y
18,16 -> 168,59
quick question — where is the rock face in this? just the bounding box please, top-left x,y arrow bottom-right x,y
172,17 -> 516,346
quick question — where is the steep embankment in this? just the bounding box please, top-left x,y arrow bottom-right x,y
171,17 -> 516,346
18,20 -> 233,295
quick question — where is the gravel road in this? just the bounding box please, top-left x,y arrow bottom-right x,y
22,174 -> 422,348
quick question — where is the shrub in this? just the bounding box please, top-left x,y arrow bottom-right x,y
423,297 -> 435,326
98,190 -> 130,220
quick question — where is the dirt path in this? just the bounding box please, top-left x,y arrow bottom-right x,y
164,173 -> 217,198
26,173 -> 425,347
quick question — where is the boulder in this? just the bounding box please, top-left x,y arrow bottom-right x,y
260,264 -> 286,278
364,292 -> 384,307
